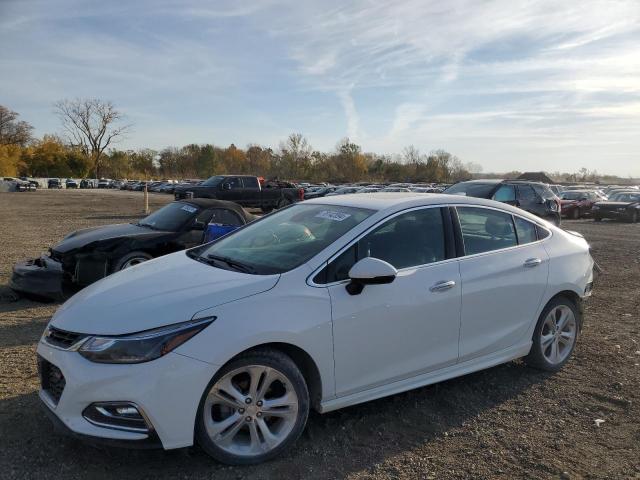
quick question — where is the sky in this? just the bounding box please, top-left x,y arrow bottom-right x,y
1,0 -> 639,176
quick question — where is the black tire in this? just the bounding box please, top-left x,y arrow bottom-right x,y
628,210 -> 638,223
112,251 -> 153,271
594,216 -> 602,222
195,349 -> 310,465
524,296 -> 580,372
571,208 -> 580,220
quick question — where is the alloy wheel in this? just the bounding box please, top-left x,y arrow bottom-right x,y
202,365 -> 299,458
540,305 -> 577,365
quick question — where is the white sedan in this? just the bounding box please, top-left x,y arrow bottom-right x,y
37,193 -> 594,464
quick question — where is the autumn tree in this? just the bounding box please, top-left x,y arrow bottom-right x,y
54,98 -> 131,178
0,105 -> 33,147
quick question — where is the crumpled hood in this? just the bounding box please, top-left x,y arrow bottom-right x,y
51,250 -> 280,335
53,223 -> 167,254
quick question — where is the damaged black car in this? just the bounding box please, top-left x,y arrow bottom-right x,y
10,199 -> 255,301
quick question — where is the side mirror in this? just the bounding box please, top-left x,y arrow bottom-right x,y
346,257 -> 397,295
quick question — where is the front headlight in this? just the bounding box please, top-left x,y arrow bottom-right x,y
78,317 -> 215,364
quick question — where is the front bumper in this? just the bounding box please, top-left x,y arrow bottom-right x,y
593,209 -> 628,219
10,256 -> 66,301
37,339 -> 218,450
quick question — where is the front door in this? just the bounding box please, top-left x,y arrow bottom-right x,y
325,207 -> 462,397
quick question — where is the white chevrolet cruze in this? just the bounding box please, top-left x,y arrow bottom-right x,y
38,193 -> 594,464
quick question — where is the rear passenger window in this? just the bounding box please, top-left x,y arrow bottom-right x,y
493,185 -> 516,202
517,185 -> 538,202
514,217 -> 538,244
457,207 -> 517,255
536,225 -> 551,240
242,177 -> 260,189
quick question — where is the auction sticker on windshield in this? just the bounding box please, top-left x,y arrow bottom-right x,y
315,210 -> 352,221
181,205 -> 198,213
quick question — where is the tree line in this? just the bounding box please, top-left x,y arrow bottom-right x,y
1,100 -> 635,185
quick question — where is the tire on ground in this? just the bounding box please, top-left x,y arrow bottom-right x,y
524,295 -> 581,372
112,251 -> 153,272
195,348 -> 310,465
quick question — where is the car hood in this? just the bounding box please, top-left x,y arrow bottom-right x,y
52,223 -> 170,254
51,251 -> 280,335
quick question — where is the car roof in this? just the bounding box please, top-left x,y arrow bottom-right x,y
303,192 -> 542,220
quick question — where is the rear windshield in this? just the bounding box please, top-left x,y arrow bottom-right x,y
444,182 -> 496,198
191,204 -> 374,274
137,202 -> 200,231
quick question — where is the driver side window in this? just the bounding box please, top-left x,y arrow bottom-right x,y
317,208 -> 446,284
223,177 -> 242,189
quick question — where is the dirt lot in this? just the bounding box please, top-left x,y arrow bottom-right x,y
0,189 -> 638,479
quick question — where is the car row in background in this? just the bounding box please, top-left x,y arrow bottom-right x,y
10,199 -> 255,301
2,177 -> 37,191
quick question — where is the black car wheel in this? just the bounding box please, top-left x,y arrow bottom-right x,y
629,210 -> 638,223
113,251 -> 153,271
594,216 -> 602,222
571,208 -> 580,220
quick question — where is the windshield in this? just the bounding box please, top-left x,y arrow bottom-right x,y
561,191 -> 586,200
610,193 -> 640,202
201,175 -> 225,187
445,182 -> 496,198
138,202 -> 200,231
191,203 -> 375,274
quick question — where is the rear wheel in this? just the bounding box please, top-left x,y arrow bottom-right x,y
524,296 -> 580,372
276,198 -> 291,209
195,349 -> 309,465
571,208 -> 580,220
628,210 -> 638,223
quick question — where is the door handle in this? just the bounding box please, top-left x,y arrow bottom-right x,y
524,258 -> 542,268
430,280 -> 456,292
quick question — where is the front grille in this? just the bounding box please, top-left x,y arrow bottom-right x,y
43,326 -> 85,349
38,356 -> 66,405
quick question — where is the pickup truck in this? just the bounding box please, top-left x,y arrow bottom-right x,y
174,175 -> 304,212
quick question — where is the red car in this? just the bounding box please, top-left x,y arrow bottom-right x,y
560,190 -> 600,219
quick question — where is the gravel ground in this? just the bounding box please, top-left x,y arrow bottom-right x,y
0,189 -> 638,479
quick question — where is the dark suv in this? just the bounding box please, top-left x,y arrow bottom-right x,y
444,180 -> 561,225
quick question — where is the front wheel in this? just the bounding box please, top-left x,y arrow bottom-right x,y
195,349 -> 309,465
113,251 -> 152,271
524,296 -> 580,372
628,210 -> 638,223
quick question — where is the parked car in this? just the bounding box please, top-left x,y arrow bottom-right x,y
11,199 -> 254,301
36,194 -> 593,464
97,178 -> 111,189
174,175 -> 304,212
48,178 -> 63,189
303,186 -> 338,199
559,190 -> 600,219
80,179 -> 95,188
3,177 -> 32,191
65,178 -> 78,189
592,191 -> 640,223
19,177 -> 39,190
326,186 -> 363,196
445,180 -> 561,225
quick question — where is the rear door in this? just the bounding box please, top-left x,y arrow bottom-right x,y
240,176 -> 261,207
516,184 -> 542,216
455,206 -> 549,361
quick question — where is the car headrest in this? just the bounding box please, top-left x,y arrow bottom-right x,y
485,216 -> 511,237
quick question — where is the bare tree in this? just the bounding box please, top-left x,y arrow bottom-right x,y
54,98 -> 131,178
0,105 -> 33,146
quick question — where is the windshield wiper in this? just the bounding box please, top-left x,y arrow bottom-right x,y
205,254 -> 257,274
